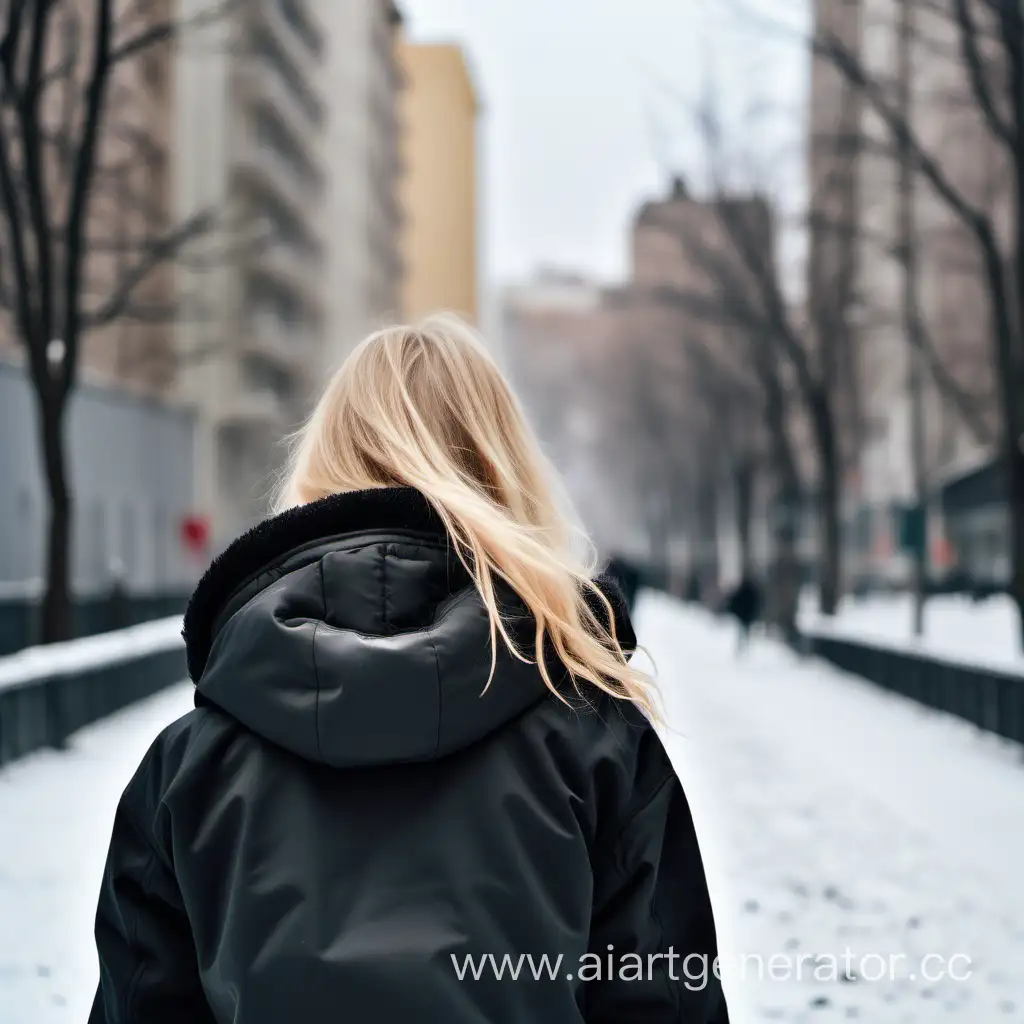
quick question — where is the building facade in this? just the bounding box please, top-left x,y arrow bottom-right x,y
321,0 -> 405,367
0,363 -> 196,595
174,0 -> 329,548
398,42 -> 479,323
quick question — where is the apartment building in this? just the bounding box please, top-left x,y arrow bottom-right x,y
321,0 -> 405,367
175,0 -> 329,548
398,42 -> 480,323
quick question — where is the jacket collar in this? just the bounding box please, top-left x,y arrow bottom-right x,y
183,486 -> 634,685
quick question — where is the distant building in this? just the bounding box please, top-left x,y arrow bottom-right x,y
501,181 -> 779,575
321,0 -> 406,366
501,271 -> 620,546
398,42 -> 480,323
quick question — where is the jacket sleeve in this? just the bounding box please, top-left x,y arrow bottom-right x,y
584,734 -> 729,1023
88,773 -> 214,1024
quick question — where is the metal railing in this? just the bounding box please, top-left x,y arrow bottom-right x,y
0,620 -> 187,769
802,632 -> 1024,745
0,590 -> 190,658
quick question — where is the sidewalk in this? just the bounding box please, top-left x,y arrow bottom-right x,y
640,593 -> 1024,1021
0,684 -> 196,1024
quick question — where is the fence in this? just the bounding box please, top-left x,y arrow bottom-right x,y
802,632 -> 1024,745
0,617 -> 187,769
0,589 -> 190,658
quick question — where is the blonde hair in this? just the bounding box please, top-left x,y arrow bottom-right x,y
275,313 -> 658,718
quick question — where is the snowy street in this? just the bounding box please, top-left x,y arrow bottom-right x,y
1,595 -> 1023,1022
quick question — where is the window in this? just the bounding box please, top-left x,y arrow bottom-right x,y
242,354 -> 295,404
253,108 -> 317,189
250,28 -> 323,124
277,0 -> 322,57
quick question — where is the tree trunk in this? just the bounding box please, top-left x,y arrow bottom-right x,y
752,332 -> 803,642
810,390 -> 843,615
1010,17 -> 1024,649
734,456 -> 755,578
897,0 -> 928,637
1007,445 -> 1024,647
38,393 -> 73,644
695,456 -> 720,590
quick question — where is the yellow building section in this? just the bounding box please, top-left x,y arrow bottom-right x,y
398,42 -> 479,324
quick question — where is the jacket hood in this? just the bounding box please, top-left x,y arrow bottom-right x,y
183,487 -> 635,768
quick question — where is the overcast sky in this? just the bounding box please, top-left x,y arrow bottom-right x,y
400,0 -> 808,292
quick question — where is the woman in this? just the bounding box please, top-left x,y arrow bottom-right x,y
89,315 -> 728,1023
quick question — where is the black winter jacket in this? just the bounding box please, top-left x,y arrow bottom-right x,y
89,487 -> 729,1024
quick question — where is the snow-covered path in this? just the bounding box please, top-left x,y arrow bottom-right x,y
0,684 -> 196,1024
645,593 -> 1024,1022
1,596 -> 1022,1022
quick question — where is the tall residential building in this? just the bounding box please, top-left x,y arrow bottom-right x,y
398,42 -> 480,323
175,0 -> 328,548
322,0 -> 405,367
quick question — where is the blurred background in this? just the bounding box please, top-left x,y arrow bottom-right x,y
1,0 -> 1023,1021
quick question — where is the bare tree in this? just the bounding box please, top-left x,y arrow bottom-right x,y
0,0 -> 228,643
647,232 -> 807,639
727,0 -> 1024,640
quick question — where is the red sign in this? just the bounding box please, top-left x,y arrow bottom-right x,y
180,514 -> 211,554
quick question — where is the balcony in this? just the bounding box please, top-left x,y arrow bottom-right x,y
247,240 -> 324,317
219,386 -> 289,429
234,60 -> 324,158
276,0 -> 324,58
240,316 -> 309,376
234,129 -> 322,239
250,0 -> 324,83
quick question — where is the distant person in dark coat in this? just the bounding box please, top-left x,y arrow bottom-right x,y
605,554 -> 641,613
726,575 -> 762,653
104,557 -> 131,631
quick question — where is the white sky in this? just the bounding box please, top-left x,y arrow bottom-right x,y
400,0 -> 809,291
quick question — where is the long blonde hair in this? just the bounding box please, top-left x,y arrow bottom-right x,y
275,313 -> 657,718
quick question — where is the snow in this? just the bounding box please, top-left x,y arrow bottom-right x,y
0,684 -> 196,1023
1,596 -> 1023,1022
799,592 -> 1023,675
0,616 -> 184,693
643,593 -> 1024,1022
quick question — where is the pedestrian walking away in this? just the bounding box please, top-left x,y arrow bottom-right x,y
88,314 -> 729,1024
726,575 -> 763,654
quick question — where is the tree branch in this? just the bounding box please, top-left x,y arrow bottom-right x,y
61,0 -> 114,399
83,210 -> 214,329
109,0 -> 235,65
951,0 -> 1015,149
